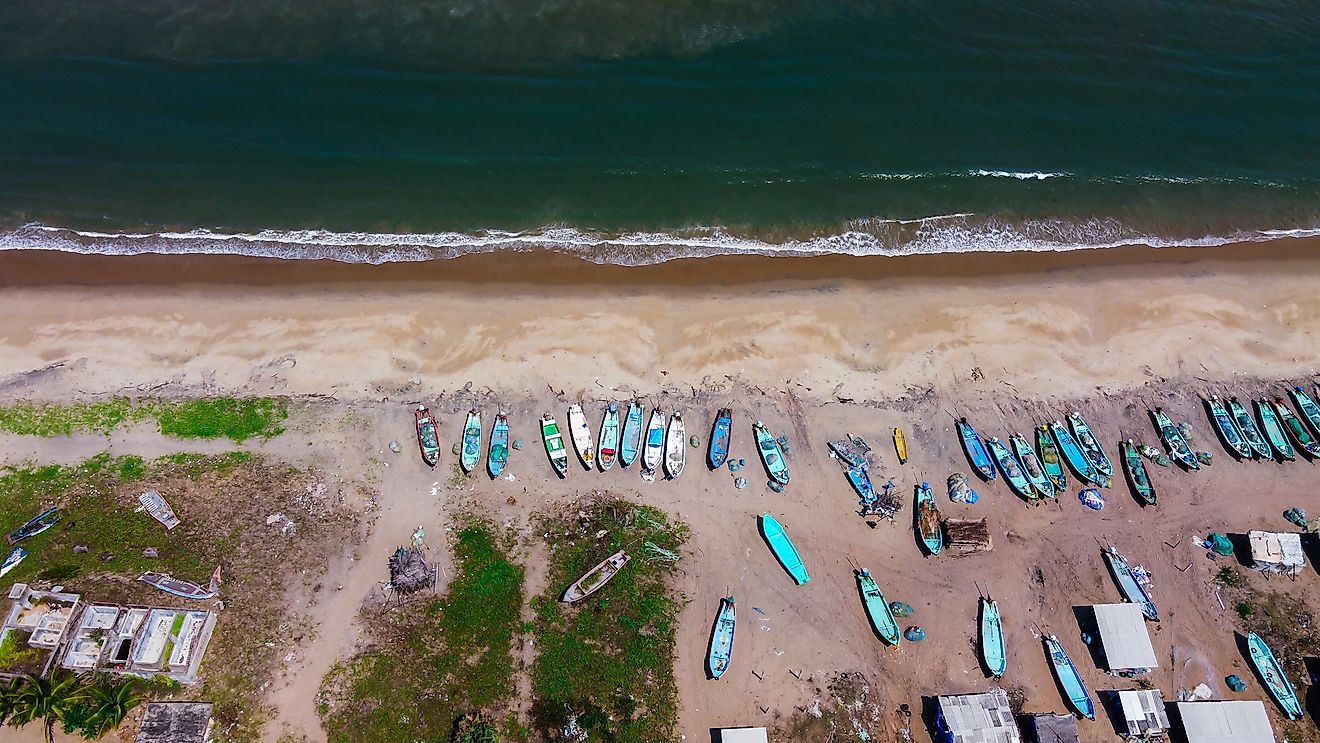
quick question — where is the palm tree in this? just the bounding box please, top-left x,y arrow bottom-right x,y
8,672 -> 84,743
81,677 -> 144,737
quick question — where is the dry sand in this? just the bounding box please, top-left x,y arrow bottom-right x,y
3,240 -> 1320,742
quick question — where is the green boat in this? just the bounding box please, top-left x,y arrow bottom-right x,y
1035,425 -> 1067,491
1256,399 -> 1296,461
1120,439 -> 1156,506
753,421 -> 791,485
979,597 -> 1006,678
759,513 -> 809,585
1228,396 -> 1271,459
541,413 -> 570,476
855,569 -> 900,646
460,409 -> 482,474
1207,395 -> 1252,459
1011,433 -> 1055,500
1290,386 -> 1320,438
987,437 -> 1036,502
1152,408 -> 1199,469
1273,398 -> 1320,456
1247,632 -> 1302,720
914,482 -> 943,556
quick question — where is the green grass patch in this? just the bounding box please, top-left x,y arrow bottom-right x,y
0,398 -> 143,436
530,499 -> 688,743
320,520 -> 525,743
0,397 -> 287,443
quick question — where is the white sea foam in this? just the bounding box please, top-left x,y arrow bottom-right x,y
970,169 -> 1069,180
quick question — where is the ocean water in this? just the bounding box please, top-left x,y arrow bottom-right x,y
1,0 -> 1319,265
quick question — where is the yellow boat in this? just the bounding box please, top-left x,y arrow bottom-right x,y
893,427 -> 908,464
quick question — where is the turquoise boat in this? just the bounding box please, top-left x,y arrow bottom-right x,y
1152,408 -> 1200,469
987,437 -> 1035,501
1036,425 -> 1068,492
856,569 -> 901,646
754,421 -> 790,485
759,513 -> 809,585
1228,396 -> 1271,459
1011,433 -> 1055,500
1045,634 -> 1095,720
1291,386 -> 1320,438
619,401 -> 644,467
1068,411 -> 1113,481
487,412 -> 509,478
846,466 -> 877,506
460,409 -> 482,474
956,418 -> 996,480
706,596 -> 736,679
1051,420 -> 1099,484
1102,546 -> 1159,622
1207,395 -> 1252,459
598,403 -> 620,470
6,507 -> 61,546
1256,399 -> 1296,461
914,482 -> 943,556
708,408 -> 732,469
1273,398 -> 1320,456
979,597 -> 1006,678
1247,631 -> 1302,720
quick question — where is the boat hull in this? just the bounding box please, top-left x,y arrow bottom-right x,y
1247,631 -> 1302,720
1051,421 -> 1099,484
980,598 -> 1007,678
957,419 -> 996,480
1152,409 -> 1200,469
414,408 -> 440,467
665,413 -> 686,479
709,409 -> 732,469
1228,397 -> 1272,459
488,414 -> 509,478
1207,397 -> 1252,459
1103,547 -> 1159,621
1046,635 -> 1095,720
619,402 -> 644,467
1256,400 -> 1296,461
562,550 -> 630,603
707,597 -> 736,679
642,409 -> 667,473
460,410 -> 482,474
599,405 -> 620,471
1011,433 -> 1055,500
987,437 -> 1035,501
1036,426 -> 1067,491
1068,412 -> 1113,479
759,513 -> 809,585
754,422 -> 791,485
1120,440 -> 1156,506
541,415 -> 569,476
857,570 -> 901,646
915,483 -> 943,556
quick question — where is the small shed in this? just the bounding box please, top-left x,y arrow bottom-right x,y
1247,531 -> 1305,577
944,518 -> 993,554
935,689 -> 1022,743
1117,689 -> 1170,739
1093,603 -> 1158,673
718,727 -> 769,743
1023,714 -> 1078,743
135,702 -> 213,743
1176,701 -> 1275,743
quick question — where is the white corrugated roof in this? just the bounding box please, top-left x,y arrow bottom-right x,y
719,728 -> 769,743
1177,701 -> 1275,743
1118,689 -> 1170,737
1094,603 -> 1158,670
1248,531 -> 1305,571
938,689 -> 1022,743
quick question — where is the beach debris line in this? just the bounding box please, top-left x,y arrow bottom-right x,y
137,490 -> 181,530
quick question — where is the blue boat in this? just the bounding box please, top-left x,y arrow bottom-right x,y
986,436 -> 1035,501
487,412 -> 510,478
460,409 -> 482,474
1247,631 -> 1302,720
1045,634 -> 1095,720
845,465 -> 877,506
759,513 -> 809,585
706,596 -> 736,679
709,408 -> 732,469
956,418 -> 996,480
1102,546 -> 1159,622
1050,420 -> 1099,484
619,401 -> 644,467
1068,411 -> 1113,482
6,507 -> 61,546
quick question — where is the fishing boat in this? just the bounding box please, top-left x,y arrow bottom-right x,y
1247,632 -> 1302,720
1050,420 -> 1099,484
1036,425 -> 1067,491
846,466 -> 877,506
893,427 -> 909,464
1228,397 -> 1271,459
541,413 -> 569,477
1045,634 -> 1095,720
620,401 -> 644,467
0,547 -> 27,579
707,596 -> 736,679
979,597 -> 1006,678
460,409 -> 482,474
138,490 -> 181,530
665,412 -> 686,479
414,405 -> 440,467
1207,395 -> 1252,459
1120,440 -> 1156,506
6,507 -> 61,545
1292,386 -> 1320,438
567,404 -> 595,470
856,569 -> 901,646
987,437 -> 1035,501
956,418 -> 996,480
561,550 -> 630,603
709,408 -> 732,469
753,421 -> 791,485
1011,433 -> 1055,500
1068,412 -> 1114,481
598,404 -> 620,471
1255,399 -> 1296,461
1273,398 -> 1320,456
1102,546 -> 1159,621
1151,408 -> 1200,469
914,482 -> 943,556
139,565 -> 221,601
758,513 -> 809,585
642,409 -> 667,474
488,412 -> 510,478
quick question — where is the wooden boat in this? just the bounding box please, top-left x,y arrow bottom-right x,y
914,482 -> 943,556
1273,398 -> 1320,456
1247,631 -> 1302,720
708,408 -> 732,469
561,550 -> 629,603
1292,386 -> 1320,438
1050,420 -> 1099,483
893,427 -> 909,464
1255,399 -> 1295,461
707,596 -> 736,679
856,569 -> 901,646
620,401 -> 644,467
567,404 -> 595,470
956,418 -> 996,480
1036,425 -> 1067,491
1228,397 -> 1271,459
642,409 -> 667,474
6,507 -> 61,545
1045,634 -> 1095,720
1120,440 -> 1156,506
541,413 -> 569,477
987,437 -> 1036,501
979,597 -> 1007,678
414,405 -> 440,467
488,412 -> 510,478
846,466 -> 877,506
598,404 -> 620,471
138,490 -> 181,530
1152,408 -> 1200,469
758,513 -> 809,585
0,547 -> 27,579
1102,546 -> 1159,621
753,421 -> 791,485
665,412 -> 686,479
1068,412 -> 1113,481
139,565 -> 220,601
460,409 -> 482,474
1207,395 -> 1252,459
1011,433 -> 1055,500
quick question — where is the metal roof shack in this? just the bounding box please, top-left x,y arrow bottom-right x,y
935,690 -> 1022,743
1093,603 -> 1158,673
1247,531 -> 1305,577
1117,689 -> 1170,739
1022,713 -> 1078,743
717,727 -> 769,743
134,701 -> 213,743
1176,701 -> 1275,743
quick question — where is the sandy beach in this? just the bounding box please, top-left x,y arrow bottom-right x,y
3,240 -> 1320,742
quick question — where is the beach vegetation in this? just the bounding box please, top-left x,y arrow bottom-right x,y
0,398 -> 142,437
0,396 -> 287,443
1214,566 -> 1243,588
1235,601 -> 1255,619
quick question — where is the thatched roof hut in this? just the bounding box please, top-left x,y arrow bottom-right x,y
388,547 -> 432,594
944,518 -> 992,554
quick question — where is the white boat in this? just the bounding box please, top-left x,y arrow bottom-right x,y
561,550 -> 630,603
567,403 -> 595,470
642,409 -> 667,474
0,547 -> 27,579
665,412 -> 686,479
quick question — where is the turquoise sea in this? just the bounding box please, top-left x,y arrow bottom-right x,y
1,0 -> 1318,264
